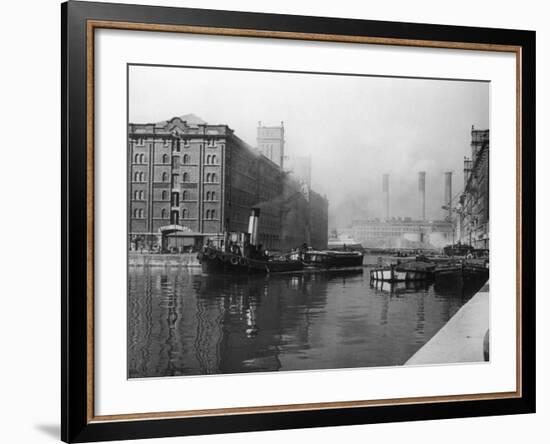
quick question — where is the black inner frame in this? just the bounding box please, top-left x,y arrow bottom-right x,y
62,1 -> 536,442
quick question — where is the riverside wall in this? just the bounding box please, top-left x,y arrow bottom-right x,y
129,252 -> 200,267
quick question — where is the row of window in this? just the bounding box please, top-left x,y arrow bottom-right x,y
131,208 -> 217,220
133,153 -> 218,165
132,172 -> 219,183
132,190 -> 218,201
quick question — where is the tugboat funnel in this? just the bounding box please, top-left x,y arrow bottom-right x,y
248,208 -> 260,246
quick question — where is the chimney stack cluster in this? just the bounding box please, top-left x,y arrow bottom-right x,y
380,171 -> 454,221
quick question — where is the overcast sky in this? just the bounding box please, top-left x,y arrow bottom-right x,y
129,65 -> 489,229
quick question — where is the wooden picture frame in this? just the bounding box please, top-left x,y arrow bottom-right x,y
62,1 -> 535,442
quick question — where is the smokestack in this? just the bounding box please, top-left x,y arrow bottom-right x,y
382,174 -> 390,221
247,208 -> 260,246
444,172 -> 452,220
418,172 -> 426,221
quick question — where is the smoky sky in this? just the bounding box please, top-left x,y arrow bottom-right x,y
129,65 -> 489,230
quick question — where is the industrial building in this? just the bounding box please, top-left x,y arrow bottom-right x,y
352,171 -> 454,249
458,126 -> 489,249
128,115 -> 328,252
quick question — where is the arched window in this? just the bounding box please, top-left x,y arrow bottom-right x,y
183,154 -> 189,164
211,210 -> 216,219
139,172 -> 145,182
162,172 -> 168,182
211,173 -> 217,183
205,209 -> 211,219
161,209 -> 166,219
133,172 -> 138,181
206,173 -> 211,183
139,190 -> 144,200
162,154 -> 168,164
211,155 -> 217,164
139,154 -> 145,164
182,190 -> 187,201
182,172 -> 189,182
182,208 -> 187,219
206,155 -> 211,164
206,191 -> 211,201
134,153 -> 139,163
161,190 -> 167,200
211,191 -> 216,201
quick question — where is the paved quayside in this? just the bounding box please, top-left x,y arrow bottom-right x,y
405,286 -> 489,365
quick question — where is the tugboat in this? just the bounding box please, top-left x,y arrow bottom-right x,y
197,208 -> 304,274
197,208 -> 365,274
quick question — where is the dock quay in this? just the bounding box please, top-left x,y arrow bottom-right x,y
129,252 -> 200,268
405,284 -> 489,365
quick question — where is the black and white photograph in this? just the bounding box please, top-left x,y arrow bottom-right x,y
127,64 -> 490,378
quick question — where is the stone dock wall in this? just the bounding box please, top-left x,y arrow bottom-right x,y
129,252 -> 200,267
405,288 -> 490,365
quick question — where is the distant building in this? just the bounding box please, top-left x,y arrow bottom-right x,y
128,115 -> 328,252
458,126 -> 489,249
351,218 -> 454,249
257,121 -> 285,168
286,155 -> 312,187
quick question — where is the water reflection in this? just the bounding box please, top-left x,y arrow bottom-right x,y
128,268 -> 486,378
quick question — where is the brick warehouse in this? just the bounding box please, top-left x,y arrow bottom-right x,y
128,114 -> 328,252
458,126 -> 489,249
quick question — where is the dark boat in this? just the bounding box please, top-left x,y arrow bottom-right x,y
198,247 -> 303,274
462,258 -> 489,280
198,208 -> 304,274
301,249 -> 364,269
370,261 -> 435,282
198,208 -> 365,274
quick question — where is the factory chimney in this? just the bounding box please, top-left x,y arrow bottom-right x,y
418,172 -> 426,221
444,172 -> 453,220
247,208 -> 260,246
382,174 -> 390,221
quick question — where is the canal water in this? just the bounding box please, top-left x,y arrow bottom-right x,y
128,266 -> 486,378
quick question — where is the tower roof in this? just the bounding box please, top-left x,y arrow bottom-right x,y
176,113 -> 207,125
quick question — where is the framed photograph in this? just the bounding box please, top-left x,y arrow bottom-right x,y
62,1 -> 535,442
